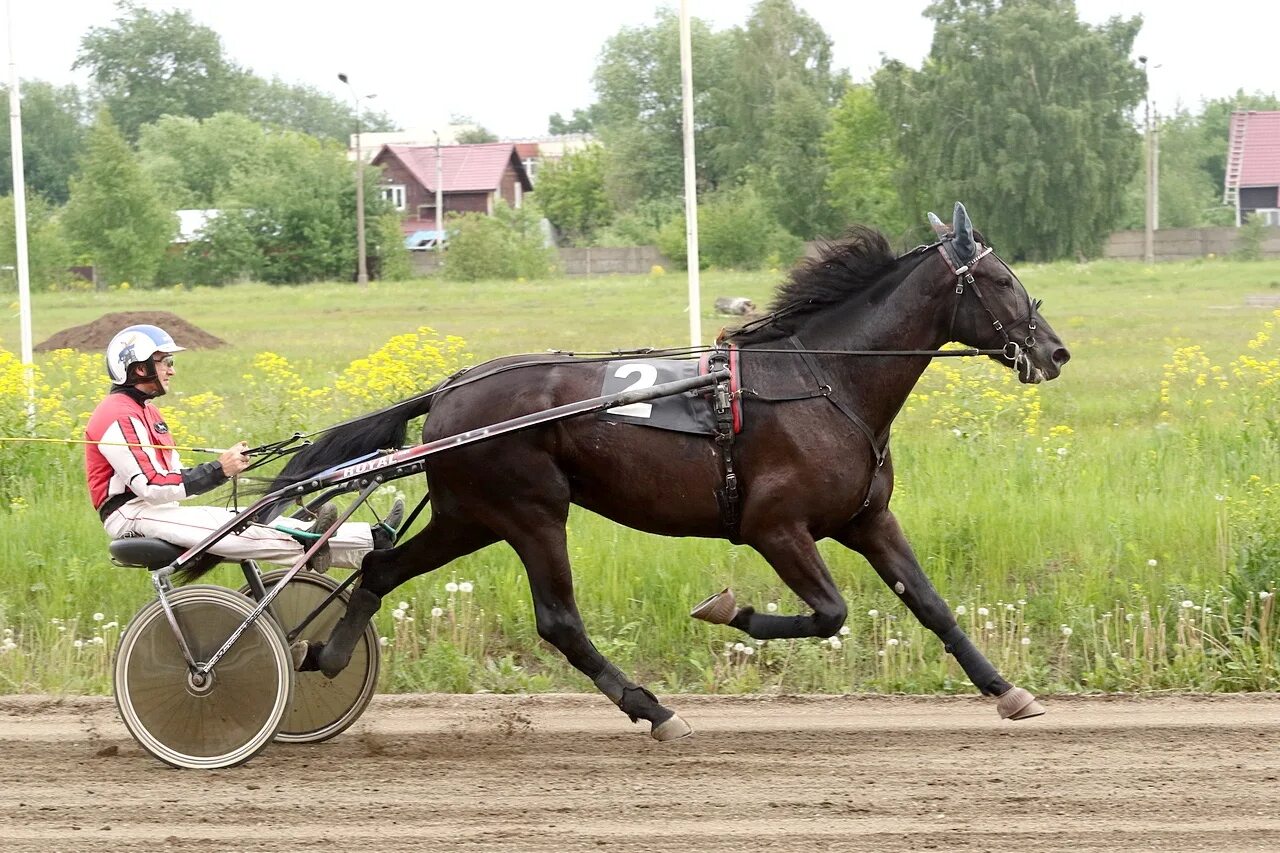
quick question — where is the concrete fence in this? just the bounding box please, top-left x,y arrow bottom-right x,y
409,245 -> 673,278
1103,226 -> 1280,261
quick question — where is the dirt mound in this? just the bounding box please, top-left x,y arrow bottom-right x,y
35,311 -> 227,353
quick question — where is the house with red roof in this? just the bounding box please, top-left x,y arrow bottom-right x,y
371,142 -> 534,243
1224,111 -> 1280,226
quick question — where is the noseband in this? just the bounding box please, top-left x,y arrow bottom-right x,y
937,241 -> 1042,381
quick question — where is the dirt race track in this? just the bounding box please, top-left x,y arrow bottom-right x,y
1,692 -> 1278,853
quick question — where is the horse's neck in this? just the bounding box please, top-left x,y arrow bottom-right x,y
797,266 -> 950,435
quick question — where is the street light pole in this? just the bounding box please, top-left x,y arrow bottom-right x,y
339,72 -> 371,287
1139,56 -> 1154,264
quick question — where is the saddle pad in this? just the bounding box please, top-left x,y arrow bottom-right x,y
597,359 -> 717,435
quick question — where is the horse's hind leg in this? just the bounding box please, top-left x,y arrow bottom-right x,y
311,513 -> 498,678
835,508 -> 1045,720
500,508 -> 691,742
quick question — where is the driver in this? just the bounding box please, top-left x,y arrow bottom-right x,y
84,324 -> 402,572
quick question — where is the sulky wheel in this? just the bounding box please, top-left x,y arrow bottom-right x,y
241,570 -> 381,744
113,585 -> 293,769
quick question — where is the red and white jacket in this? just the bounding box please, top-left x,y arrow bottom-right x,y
85,387 -> 226,520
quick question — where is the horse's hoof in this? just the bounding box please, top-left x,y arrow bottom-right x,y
997,686 -> 1046,720
317,644 -> 349,679
651,714 -> 693,742
690,588 -> 737,625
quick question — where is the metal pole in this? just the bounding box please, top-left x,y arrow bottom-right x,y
6,0 -> 34,425
678,0 -> 702,347
434,130 -> 444,254
338,73 -> 370,287
1152,101 -> 1160,231
1139,56 -> 1154,264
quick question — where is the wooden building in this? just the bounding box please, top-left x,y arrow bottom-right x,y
1224,111 -> 1280,226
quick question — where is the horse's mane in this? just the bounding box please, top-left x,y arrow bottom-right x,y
725,225 -> 929,345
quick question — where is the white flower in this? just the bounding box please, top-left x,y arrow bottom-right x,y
887,638 -> 899,647
877,650 -> 886,657
1006,603 -> 1016,611
90,636 -> 105,646
1147,559 -> 1158,567
867,609 -> 879,618
1180,600 -> 1194,609
2,628 -> 11,638
1060,625 -> 1073,637
378,636 -> 389,646
445,582 -> 459,593
92,612 -> 104,622
742,646 -> 755,656
955,605 -> 967,616
103,621 -> 118,630
1214,494 -> 1225,502
733,642 -> 746,652
431,607 -> 444,618
459,581 -> 474,594
1056,447 -> 1068,457
391,609 -> 405,621
978,607 -> 989,616
765,602 -> 778,613
723,641 -> 734,651
828,637 -> 842,650
73,639 -> 84,649
1020,637 -> 1031,646
397,601 -> 409,611
839,626 -> 850,636
1260,591 -> 1273,601
984,621 -> 994,630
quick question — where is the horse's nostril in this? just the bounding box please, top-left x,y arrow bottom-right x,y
1053,347 -> 1071,366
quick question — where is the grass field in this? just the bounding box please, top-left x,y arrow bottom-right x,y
1,257 -> 1278,695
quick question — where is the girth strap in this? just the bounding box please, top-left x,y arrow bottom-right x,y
707,345 -> 742,543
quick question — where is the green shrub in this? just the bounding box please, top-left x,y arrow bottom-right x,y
442,202 -> 559,282
656,187 -> 803,270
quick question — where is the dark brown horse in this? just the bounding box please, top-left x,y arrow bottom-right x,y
271,203 -> 1070,739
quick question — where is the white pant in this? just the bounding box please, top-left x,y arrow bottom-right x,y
104,499 -> 374,569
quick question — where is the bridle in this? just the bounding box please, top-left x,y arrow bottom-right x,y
936,239 -> 1043,382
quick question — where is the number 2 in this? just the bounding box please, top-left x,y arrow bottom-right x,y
607,363 -> 658,418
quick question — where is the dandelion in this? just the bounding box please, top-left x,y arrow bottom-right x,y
733,642 -> 746,652
1261,591 -> 1273,601
397,600 -> 409,611
445,582 -> 459,593
92,612 -> 104,622
1180,600 -> 1194,609
73,639 -> 84,650
877,650 -> 886,657
839,626 -> 850,636
391,608 -> 405,621
742,646 -> 755,656
887,638 -> 900,647
459,581 -> 474,594
978,607 -> 989,616
1147,559 -> 1158,567
867,609 -> 879,618
828,637 -> 842,650
1215,494 -> 1225,502
765,602 -> 779,613
1005,603 -> 1015,611
984,621 -> 994,630
378,636 -> 389,647
1056,447 -> 1068,457
955,605 -> 967,616
431,607 -> 444,618
1060,625 -> 1073,637
1020,637 -> 1031,646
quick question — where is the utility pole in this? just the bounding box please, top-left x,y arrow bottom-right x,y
434,130 -> 444,254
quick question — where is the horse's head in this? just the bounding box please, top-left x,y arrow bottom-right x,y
927,203 -> 1070,384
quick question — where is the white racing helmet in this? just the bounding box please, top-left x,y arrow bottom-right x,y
105,324 -> 186,386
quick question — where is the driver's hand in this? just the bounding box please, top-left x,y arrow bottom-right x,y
219,441 -> 252,477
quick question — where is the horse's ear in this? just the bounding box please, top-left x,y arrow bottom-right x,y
952,202 -> 976,261
926,212 -> 949,238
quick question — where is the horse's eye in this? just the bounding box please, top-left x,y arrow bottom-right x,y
995,277 -> 1013,289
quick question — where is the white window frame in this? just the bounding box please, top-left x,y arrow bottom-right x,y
1255,208 -> 1280,226
380,184 -> 406,211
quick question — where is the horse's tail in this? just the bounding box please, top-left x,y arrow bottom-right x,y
253,386 -> 440,521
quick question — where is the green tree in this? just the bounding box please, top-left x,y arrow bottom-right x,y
592,9 -> 734,206
656,187 -> 801,270
876,0 -> 1145,259
451,116 -> 498,144
137,112 -> 271,209
0,81 -> 88,204
548,106 -> 601,135
63,110 -> 174,287
74,2 -> 251,140
533,145 -> 612,246
824,85 -> 911,238
0,194 -> 75,291
245,77 -> 397,142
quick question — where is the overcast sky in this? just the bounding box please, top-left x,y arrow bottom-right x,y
5,0 -> 1275,139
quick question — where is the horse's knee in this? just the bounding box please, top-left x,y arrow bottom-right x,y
812,602 -> 847,638
535,612 -> 581,650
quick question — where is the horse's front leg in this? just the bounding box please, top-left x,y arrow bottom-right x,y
834,508 -> 1044,719
507,516 -> 692,742
702,524 -> 848,640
